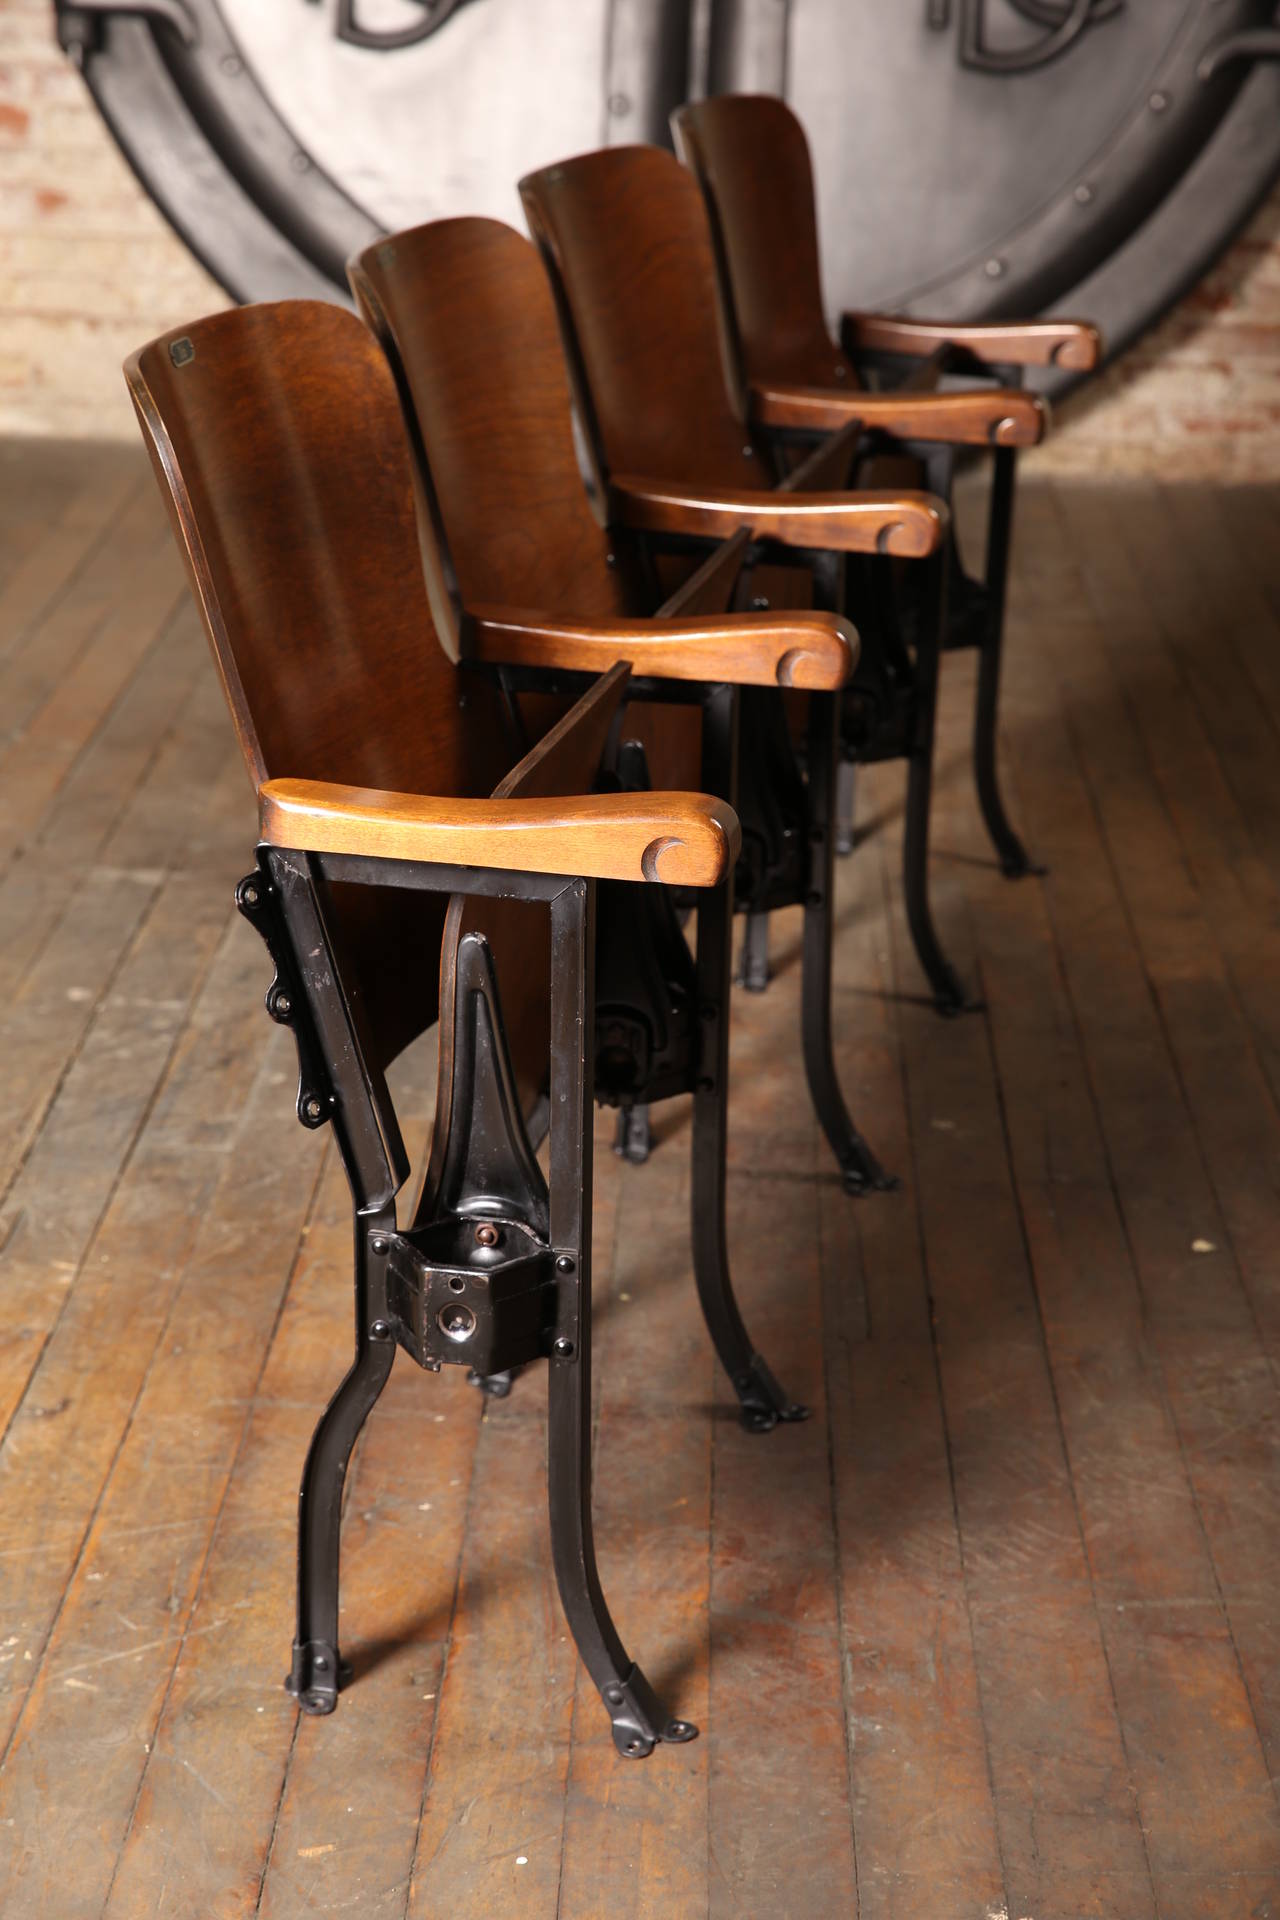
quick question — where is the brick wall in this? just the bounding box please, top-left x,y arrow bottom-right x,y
0,0 -> 227,442
1,0 -> 1277,475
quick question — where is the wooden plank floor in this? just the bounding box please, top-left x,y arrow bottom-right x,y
2,437 -> 1279,1919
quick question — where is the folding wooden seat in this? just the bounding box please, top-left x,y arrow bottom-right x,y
672,92 -> 1102,881
348,215 -> 939,1196
516,144 -> 1058,1009
124,299 -> 846,1754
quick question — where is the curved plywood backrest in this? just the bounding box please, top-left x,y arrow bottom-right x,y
125,300 -> 512,798
125,299 -> 515,1068
519,145 -> 773,493
349,218 -> 632,638
673,95 -> 857,391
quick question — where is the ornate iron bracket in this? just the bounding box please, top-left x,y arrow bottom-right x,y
386,932 -> 567,1378
235,868 -> 334,1131
302,0 -> 473,53
1198,27 -> 1280,80
929,0 -> 1124,74
56,0 -> 196,65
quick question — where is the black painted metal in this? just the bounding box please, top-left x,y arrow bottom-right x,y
237,842 -> 713,1747
897,553 -> 976,1016
543,878 -> 697,1756
691,685 -> 810,1430
247,847 -> 403,1717
972,446 -> 1045,877
800,689 -> 902,1192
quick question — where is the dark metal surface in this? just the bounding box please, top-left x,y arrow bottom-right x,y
242,842 -> 707,1748
691,685 -> 810,1431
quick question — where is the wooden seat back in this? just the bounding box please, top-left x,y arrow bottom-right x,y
672,95 -> 859,393
349,217 -> 635,645
519,145 -> 775,496
124,300 -> 579,1085
350,216 -> 701,790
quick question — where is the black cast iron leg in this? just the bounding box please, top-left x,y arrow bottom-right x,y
736,908 -> 771,992
613,1103 -> 652,1163
976,446 -> 1043,878
694,688 -> 812,1427
287,1205 -> 396,1714
545,880 -> 698,1756
904,554 -> 977,1016
835,757 -> 857,857
802,693 -> 899,1192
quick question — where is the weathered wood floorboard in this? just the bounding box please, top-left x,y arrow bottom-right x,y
1,450 -> 1278,1917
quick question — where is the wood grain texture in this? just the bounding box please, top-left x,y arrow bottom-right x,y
464,604 -> 856,690
610,473 -> 948,558
842,312 -> 1103,373
258,778 -> 740,889
749,380 -> 1048,449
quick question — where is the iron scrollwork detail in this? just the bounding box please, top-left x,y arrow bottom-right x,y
305,0 -> 471,53
929,0 -> 1124,74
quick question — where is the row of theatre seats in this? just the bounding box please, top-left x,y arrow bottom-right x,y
124,96 -> 1101,1761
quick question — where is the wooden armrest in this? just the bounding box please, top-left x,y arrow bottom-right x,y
609,474 -> 948,560
749,380 -> 1047,449
463,603 -> 856,691
259,779 -> 740,889
840,312 -> 1102,374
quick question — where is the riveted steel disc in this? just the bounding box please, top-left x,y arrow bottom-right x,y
56,0 -> 1280,384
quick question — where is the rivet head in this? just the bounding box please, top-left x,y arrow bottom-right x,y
370,1319 -> 391,1341
274,993 -> 291,1018
1149,90 -> 1169,112
553,1337 -> 575,1359
605,1686 -> 624,1705
474,1223 -> 500,1248
555,1254 -> 575,1274
241,883 -> 259,906
314,1654 -> 328,1671
1073,182 -> 1093,205
984,257 -> 1005,280
304,1096 -> 324,1122
370,1236 -> 387,1255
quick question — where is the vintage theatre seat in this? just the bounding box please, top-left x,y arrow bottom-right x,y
124,299 -> 847,1759
673,92 -> 1102,880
